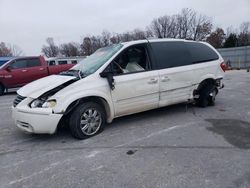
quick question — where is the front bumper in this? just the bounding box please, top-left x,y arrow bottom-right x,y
12,105 -> 63,134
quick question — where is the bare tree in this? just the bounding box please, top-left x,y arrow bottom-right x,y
176,8 -> 196,39
149,8 -> 212,41
225,26 -> 237,38
238,22 -> 250,46
206,28 -> 225,48
0,42 -> 12,56
80,37 -> 93,56
110,33 -> 122,44
145,27 -> 154,38
101,30 -> 111,46
150,15 -> 177,38
240,22 -> 250,34
131,29 -> 147,40
150,16 -> 166,38
9,44 -> 23,56
60,42 -> 80,57
80,36 -> 103,56
190,14 -> 212,41
0,42 -> 23,57
41,38 -> 59,57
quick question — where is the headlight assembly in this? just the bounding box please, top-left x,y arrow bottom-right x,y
42,100 -> 57,108
30,99 -> 45,108
30,99 -> 57,108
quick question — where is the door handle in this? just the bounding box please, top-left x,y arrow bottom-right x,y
161,76 -> 170,82
22,70 -> 27,72
39,68 -> 45,71
148,78 -> 158,84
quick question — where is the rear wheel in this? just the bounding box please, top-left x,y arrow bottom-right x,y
0,84 -> 5,96
196,83 -> 217,107
69,102 -> 106,139
208,86 -> 217,106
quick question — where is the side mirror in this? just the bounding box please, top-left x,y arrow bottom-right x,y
100,71 -> 115,90
99,71 -> 109,78
6,66 -> 12,72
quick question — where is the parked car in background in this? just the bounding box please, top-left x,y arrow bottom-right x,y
46,57 -> 85,75
0,56 -> 78,95
12,39 -> 225,139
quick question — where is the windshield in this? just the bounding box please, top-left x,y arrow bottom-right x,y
71,44 -> 123,77
0,60 -> 12,69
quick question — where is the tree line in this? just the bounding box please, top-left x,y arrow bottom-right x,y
1,8 -> 249,57
0,42 -> 23,57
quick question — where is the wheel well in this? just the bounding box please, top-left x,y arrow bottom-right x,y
193,78 -> 216,96
64,96 -> 111,122
197,79 -> 215,91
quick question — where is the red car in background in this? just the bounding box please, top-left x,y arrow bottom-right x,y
0,56 -> 75,95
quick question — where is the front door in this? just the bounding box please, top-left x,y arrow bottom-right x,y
110,44 -> 159,117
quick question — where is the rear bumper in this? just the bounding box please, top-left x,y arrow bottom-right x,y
12,106 -> 63,134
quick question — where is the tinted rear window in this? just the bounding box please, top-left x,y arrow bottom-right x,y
186,42 -> 219,64
150,41 -> 192,69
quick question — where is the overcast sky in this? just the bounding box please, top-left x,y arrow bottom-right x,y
0,0 -> 249,55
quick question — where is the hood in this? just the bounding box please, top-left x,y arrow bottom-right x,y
17,75 -> 77,98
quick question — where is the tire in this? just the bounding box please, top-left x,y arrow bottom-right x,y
196,83 -> 216,108
0,84 -> 5,96
208,86 -> 217,106
69,102 -> 106,139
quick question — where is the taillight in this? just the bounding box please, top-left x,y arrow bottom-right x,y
220,62 -> 227,72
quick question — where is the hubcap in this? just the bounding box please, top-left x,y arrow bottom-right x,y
80,108 -> 102,136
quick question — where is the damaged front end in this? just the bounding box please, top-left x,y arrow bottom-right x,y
28,78 -> 77,109
12,75 -> 80,134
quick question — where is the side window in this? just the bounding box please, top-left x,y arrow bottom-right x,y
26,58 -> 40,67
71,60 -> 77,64
150,41 -> 192,69
49,61 -> 56,66
10,59 -> 28,69
58,60 -> 67,65
186,42 -> 219,64
112,45 -> 150,75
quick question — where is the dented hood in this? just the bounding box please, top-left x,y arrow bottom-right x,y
17,75 -> 76,98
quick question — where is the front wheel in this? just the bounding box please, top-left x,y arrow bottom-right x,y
69,102 -> 106,139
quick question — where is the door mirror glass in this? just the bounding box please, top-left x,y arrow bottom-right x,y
99,71 -> 113,78
100,65 -> 115,90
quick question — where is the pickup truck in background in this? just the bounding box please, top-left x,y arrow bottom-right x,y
0,56 -> 76,95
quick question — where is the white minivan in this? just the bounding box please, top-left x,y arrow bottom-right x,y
12,39 -> 225,139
